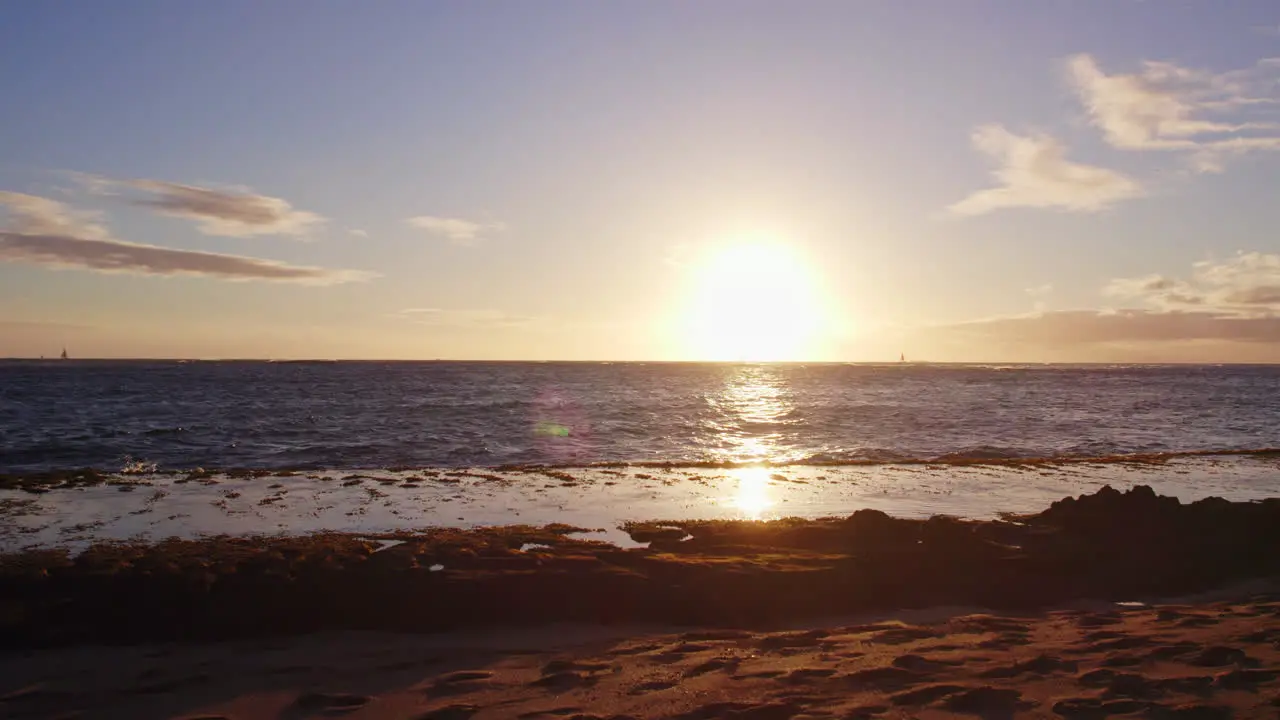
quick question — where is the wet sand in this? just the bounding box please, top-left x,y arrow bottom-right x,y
5,592 -> 1280,719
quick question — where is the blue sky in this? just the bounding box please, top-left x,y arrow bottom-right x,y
2,1 -> 1280,361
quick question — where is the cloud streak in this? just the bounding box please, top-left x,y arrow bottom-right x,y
126,180 -> 324,237
406,216 -> 505,244
1106,252 -> 1280,315
1067,54 -> 1280,171
0,192 -> 372,284
949,125 -> 1143,215
77,174 -> 324,237
937,308 -> 1280,345
397,308 -> 537,328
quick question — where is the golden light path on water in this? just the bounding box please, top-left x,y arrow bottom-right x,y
708,365 -> 798,520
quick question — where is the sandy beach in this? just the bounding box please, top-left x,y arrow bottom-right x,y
5,590 -> 1280,719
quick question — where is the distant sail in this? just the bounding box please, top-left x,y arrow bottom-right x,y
900,352 -> 905,363
61,347 -> 68,360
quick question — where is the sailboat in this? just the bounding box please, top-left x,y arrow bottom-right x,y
899,352 -> 905,363
60,347 -> 68,360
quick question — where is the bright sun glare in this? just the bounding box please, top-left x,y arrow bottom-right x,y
685,241 -> 825,361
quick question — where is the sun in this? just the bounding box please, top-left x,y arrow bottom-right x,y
682,241 -> 825,361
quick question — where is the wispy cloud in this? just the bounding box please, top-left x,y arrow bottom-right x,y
910,253 -> 1280,349
130,180 -> 324,237
396,308 -> 537,328
1106,252 -> 1280,315
949,125 -> 1143,215
406,216 -> 505,245
78,174 -> 324,237
1067,54 -> 1280,171
0,192 -> 372,284
935,308 -> 1280,345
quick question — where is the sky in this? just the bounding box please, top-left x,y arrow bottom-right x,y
2,1 -> 1280,362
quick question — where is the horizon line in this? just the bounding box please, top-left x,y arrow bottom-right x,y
3,357 -> 1280,366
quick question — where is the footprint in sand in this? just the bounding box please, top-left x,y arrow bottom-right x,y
1142,703 -> 1232,719
1075,613 -> 1123,628
867,626 -> 941,645
1235,629 -> 1279,643
1053,697 -> 1149,718
541,659 -> 612,675
127,674 -> 212,695
683,657 -> 740,677
839,666 -> 924,692
978,654 -> 1076,678
1214,668 -> 1278,690
890,683 -> 967,705
415,705 -> 479,720
977,633 -> 1033,650
756,630 -> 828,651
1101,654 -> 1144,668
733,669 -> 786,680
893,654 -> 963,673
782,668 -> 837,684
608,642 -> 664,656
1089,672 -> 1215,700
294,692 -> 371,711
516,706 -> 586,718
680,630 -> 753,642
1190,646 -> 1255,667
950,617 -> 1032,634
627,679 -> 677,694
939,686 -> 1030,717
429,670 -> 496,697
1076,635 -> 1155,654
1147,642 -> 1201,661
843,704 -> 889,719
670,701 -> 797,720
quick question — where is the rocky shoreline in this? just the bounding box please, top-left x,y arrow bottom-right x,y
4,485 -> 1280,648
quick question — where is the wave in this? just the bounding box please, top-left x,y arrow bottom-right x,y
523,446 -> 1280,470
7,446 -> 1280,479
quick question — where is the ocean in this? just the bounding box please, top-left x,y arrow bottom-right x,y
3,361 -> 1279,472
4,360 -> 1280,550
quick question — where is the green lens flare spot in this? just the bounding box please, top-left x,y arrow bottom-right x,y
535,422 -> 571,437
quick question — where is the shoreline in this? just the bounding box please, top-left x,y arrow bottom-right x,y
6,456 -> 1280,554
6,485 -> 1280,649
6,485 -> 1280,717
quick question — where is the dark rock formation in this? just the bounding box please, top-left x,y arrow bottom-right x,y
3,485 -> 1280,647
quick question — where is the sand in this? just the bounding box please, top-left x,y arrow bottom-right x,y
5,590 -> 1280,719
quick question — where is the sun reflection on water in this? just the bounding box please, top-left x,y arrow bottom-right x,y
707,365 -> 797,520
731,465 -> 774,520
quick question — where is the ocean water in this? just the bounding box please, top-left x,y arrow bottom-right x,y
2,360 -> 1279,473
6,361 -> 1280,549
